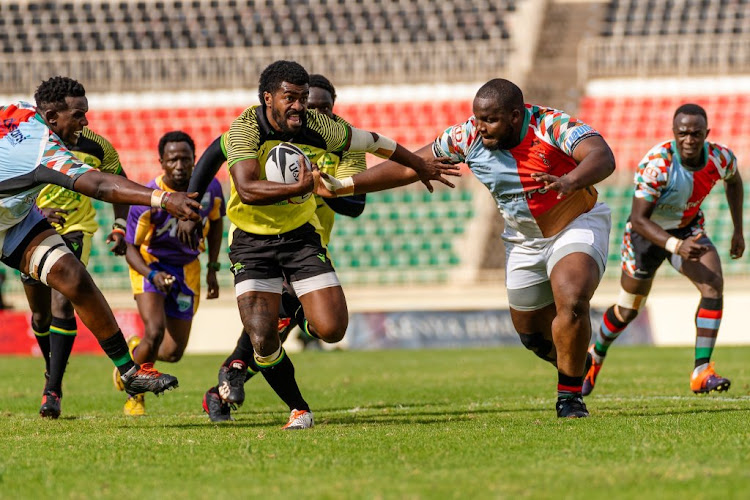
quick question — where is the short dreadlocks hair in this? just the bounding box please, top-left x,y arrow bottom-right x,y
309,74 -> 336,103
34,76 -> 86,111
158,130 -> 195,158
258,60 -> 309,101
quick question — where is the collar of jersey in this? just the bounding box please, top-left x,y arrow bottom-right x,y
517,106 -> 532,145
155,174 -> 178,193
671,139 -> 708,171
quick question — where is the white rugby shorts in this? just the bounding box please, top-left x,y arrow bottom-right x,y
504,202 -> 611,311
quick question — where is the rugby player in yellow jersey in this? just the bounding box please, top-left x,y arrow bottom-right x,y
184,74 -> 368,421
182,60 -> 457,428
23,122 -> 130,419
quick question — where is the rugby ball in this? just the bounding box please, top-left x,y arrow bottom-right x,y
265,142 -> 313,204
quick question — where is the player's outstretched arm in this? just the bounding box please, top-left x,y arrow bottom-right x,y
531,136 -> 616,198
344,128 -> 461,192
724,170 -> 744,259
72,170 -> 201,221
205,216 -> 223,299
178,135 -> 226,249
318,144 -> 458,197
189,135 -> 225,200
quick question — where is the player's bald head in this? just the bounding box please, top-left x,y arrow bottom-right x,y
475,79 -> 525,113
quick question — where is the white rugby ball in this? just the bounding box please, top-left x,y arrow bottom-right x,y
265,142 -> 313,204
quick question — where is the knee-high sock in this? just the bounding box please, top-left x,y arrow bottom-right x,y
256,347 -> 310,412
98,330 -> 136,374
694,297 -> 722,370
32,320 -> 51,375
593,305 -> 630,362
47,316 -> 77,396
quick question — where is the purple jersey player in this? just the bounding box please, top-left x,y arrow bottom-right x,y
117,131 -> 225,416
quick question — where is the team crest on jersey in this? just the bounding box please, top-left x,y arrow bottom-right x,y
641,165 -> 661,184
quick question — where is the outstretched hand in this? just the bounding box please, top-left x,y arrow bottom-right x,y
412,156 -> 461,192
530,172 -> 577,199
164,192 -> 202,221
106,230 -> 127,255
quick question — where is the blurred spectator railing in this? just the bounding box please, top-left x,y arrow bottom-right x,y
0,41 -> 512,94
578,35 -> 750,84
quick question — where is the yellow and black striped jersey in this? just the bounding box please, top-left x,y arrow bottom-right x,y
314,115 -> 366,246
224,104 -> 350,235
36,127 -> 122,235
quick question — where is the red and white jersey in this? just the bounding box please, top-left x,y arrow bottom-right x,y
432,104 -> 602,240
634,140 -> 737,229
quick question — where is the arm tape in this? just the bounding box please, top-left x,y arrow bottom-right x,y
349,128 -> 397,159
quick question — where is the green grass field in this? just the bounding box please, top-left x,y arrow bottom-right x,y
1,346 -> 749,499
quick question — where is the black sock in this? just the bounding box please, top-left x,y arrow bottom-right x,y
259,350 -> 310,412
47,316 -> 77,396
558,372 -> 584,399
32,319 -> 51,374
98,330 -> 135,375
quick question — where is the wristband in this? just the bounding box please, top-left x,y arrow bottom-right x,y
206,261 -> 221,272
161,191 -> 171,209
112,218 -> 127,230
320,175 -> 355,197
665,237 -> 683,254
147,270 -> 158,284
150,190 -> 165,208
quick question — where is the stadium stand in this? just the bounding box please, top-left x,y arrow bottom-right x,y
602,0 -> 748,37
0,0 -> 515,53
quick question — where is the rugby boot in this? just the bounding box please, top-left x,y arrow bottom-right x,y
691,362 -> 731,394
123,394 -> 146,416
121,363 -> 178,396
112,335 -> 142,391
39,390 -> 61,419
582,346 -> 603,396
282,409 -> 314,430
217,360 -> 247,406
556,396 -> 589,418
203,387 -> 233,422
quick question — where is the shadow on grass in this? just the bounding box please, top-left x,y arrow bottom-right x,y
595,406 -> 750,417
114,404 -> 548,430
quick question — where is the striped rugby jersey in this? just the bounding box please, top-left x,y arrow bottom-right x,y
225,104 -> 350,235
0,102 -> 92,235
432,104 -> 601,240
634,140 -> 737,230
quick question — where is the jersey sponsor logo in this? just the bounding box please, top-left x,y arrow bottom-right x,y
1,118 -> 29,146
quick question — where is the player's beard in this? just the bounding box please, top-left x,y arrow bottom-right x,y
272,106 -> 302,134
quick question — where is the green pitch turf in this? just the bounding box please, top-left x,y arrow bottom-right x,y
1,346 -> 749,499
